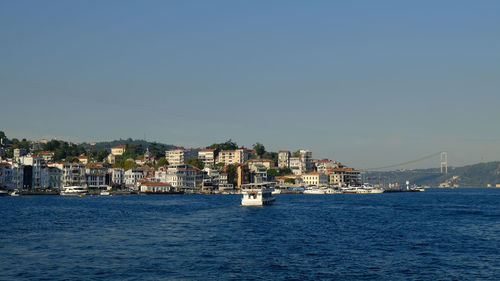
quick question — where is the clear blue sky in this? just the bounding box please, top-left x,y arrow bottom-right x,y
1,0 -> 499,169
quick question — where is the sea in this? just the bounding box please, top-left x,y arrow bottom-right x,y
0,188 -> 499,280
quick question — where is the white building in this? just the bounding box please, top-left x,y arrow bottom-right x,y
290,157 -> 305,175
85,163 -> 108,189
60,163 -> 86,187
299,150 -> 313,172
198,149 -> 216,168
124,168 -> 145,188
110,168 -> 124,186
278,151 -> 290,168
302,172 -> 328,186
166,148 -> 197,165
140,181 -> 173,193
166,164 -> 203,188
111,145 -> 126,156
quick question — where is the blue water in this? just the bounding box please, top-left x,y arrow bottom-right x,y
1,189 -> 499,280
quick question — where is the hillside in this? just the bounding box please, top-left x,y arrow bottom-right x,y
364,161 -> 500,187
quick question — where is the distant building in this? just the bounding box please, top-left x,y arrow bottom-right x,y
60,163 -> 86,187
246,159 -> 274,170
198,149 -> 216,168
77,154 -> 88,165
111,145 -> 126,156
13,148 -> 28,158
236,164 -> 250,188
278,151 -> 290,168
140,181 -> 173,193
327,168 -> 361,187
165,148 -> 197,165
38,151 -> 55,162
216,148 -> 249,166
124,168 -> 145,188
85,163 -> 108,189
165,164 -> 203,188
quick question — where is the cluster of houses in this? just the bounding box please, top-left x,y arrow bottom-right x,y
0,144 -> 361,193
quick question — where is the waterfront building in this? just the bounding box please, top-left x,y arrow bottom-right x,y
165,163 -> 203,188
315,159 -> 340,174
0,162 -> 13,189
111,145 -> 126,156
278,151 -> 290,168
327,167 -> 361,187
85,163 -> 108,189
61,163 -> 86,187
302,172 -> 328,186
110,168 -> 124,186
124,168 -> 145,188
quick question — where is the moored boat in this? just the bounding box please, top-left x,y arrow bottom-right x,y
61,186 -> 87,196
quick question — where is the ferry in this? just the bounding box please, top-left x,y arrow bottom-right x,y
241,182 -> 276,206
60,186 -> 87,196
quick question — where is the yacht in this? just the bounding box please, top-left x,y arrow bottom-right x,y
9,189 -> 20,196
241,182 -> 276,206
303,187 -> 325,194
61,186 -> 87,196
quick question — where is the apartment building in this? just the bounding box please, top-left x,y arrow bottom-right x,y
198,149 -> 216,168
278,151 -> 290,168
216,148 -> 248,166
302,172 -> 328,186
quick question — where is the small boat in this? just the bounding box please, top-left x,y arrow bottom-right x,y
0,190 -> 9,197
303,187 -> 325,194
241,182 -> 276,206
9,190 -> 20,196
100,191 -> 110,196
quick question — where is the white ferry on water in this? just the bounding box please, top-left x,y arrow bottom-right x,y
241,182 -> 276,206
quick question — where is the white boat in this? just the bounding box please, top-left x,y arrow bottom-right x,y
60,186 -> 87,196
303,188 -> 325,194
100,190 -> 110,196
272,188 -> 281,194
9,189 -> 20,196
241,182 -> 276,206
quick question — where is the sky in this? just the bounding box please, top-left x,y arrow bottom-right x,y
1,0 -> 500,169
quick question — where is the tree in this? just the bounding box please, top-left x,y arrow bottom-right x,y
253,142 -> 266,158
280,167 -> 292,175
226,164 -> 237,186
156,157 -> 168,169
216,162 -> 225,168
186,157 -> 204,170
123,159 -> 136,170
267,168 -> 279,177
293,151 -> 300,157
284,178 -> 295,184
207,139 -> 238,151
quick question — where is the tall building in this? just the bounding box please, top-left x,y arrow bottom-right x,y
198,149 -> 216,168
165,148 -> 197,165
278,151 -> 290,168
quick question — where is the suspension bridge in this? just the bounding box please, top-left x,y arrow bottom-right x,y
364,152 -> 448,174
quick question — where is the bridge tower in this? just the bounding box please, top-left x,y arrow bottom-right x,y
440,152 -> 448,174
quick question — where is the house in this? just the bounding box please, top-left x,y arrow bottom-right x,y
246,159 -> 274,170
302,172 -> 328,186
106,153 -> 116,164
198,149 -> 216,168
111,145 -> 126,156
77,154 -> 88,165
38,151 -> 55,161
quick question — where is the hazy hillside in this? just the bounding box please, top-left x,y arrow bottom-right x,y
364,161 -> 500,187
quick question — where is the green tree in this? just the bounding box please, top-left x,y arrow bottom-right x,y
284,178 -> 295,184
123,159 -> 136,170
280,167 -> 292,175
186,157 -> 204,170
226,164 -> 237,186
267,168 -> 279,177
155,157 -> 168,168
207,139 -> 238,151
216,162 -> 226,168
293,151 -> 300,157
253,142 -> 266,158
